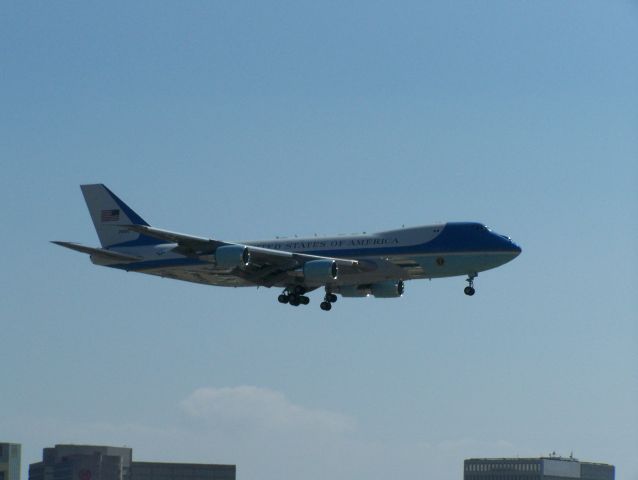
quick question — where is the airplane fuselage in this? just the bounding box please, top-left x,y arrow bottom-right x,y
95,222 -> 521,289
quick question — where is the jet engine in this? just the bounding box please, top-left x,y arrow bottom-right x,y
215,245 -> 251,269
338,285 -> 370,297
303,260 -> 338,284
370,280 -> 404,298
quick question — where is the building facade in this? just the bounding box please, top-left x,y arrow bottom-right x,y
29,445 -> 132,480
131,462 -> 235,480
0,443 -> 21,480
464,457 -> 614,480
29,446 -> 235,480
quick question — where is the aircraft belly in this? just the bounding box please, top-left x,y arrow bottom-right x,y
403,252 -> 517,278
136,265 -> 253,287
115,250 -> 515,288
333,271 -> 398,286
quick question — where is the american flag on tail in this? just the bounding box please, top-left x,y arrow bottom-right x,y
101,209 -> 120,222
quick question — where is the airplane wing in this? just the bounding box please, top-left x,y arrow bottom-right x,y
122,224 -> 226,254
122,224 -> 366,287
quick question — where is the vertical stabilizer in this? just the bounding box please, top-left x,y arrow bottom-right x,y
80,184 -> 162,248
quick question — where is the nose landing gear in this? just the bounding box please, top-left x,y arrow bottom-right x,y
464,273 -> 477,296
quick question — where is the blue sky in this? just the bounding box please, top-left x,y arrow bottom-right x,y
1,2 -> 637,479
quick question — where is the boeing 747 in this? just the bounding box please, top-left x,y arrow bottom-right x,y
53,184 -> 522,311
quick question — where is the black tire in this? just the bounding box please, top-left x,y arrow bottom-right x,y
320,301 -> 332,311
278,294 -> 289,304
464,286 -> 475,296
328,293 -> 338,303
289,296 -> 300,306
299,295 -> 310,305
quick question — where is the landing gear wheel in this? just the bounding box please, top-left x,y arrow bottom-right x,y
279,287 -> 308,307
278,294 -> 289,304
464,273 -> 477,296
320,301 -> 332,311
324,287 -> 338,305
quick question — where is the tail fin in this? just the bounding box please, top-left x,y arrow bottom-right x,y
81,184 -> 163,248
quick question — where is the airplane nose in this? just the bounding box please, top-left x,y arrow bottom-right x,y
495,232 -> 522,255
511,242 -> 522,255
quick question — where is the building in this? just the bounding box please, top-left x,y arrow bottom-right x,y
29,446 -> 235,480
29,445 -> 132,480
0,443 -> 21,480
131,462 -> 235,480
464,456 -> 614,480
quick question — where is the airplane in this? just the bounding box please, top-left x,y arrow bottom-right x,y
53,184 -> 522,311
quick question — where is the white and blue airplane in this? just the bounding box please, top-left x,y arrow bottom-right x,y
53,184 -> 522,311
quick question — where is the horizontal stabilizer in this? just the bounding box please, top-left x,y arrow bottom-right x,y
51,241 -> 142,262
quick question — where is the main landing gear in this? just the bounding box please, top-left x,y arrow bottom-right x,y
277,286 -> 337,311
320,289 -> 338,311
278,286 -> 310,307
464,273 -> 477,296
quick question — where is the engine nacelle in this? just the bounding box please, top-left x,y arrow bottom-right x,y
303,260 -> 338,284
370,280 -> 404,298
215,245 -> 251,269
338,285 -> 369,297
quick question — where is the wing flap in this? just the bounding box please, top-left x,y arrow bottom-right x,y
246,245 -> 359,268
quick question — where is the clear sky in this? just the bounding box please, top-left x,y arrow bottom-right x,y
1,2 -> 637,479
